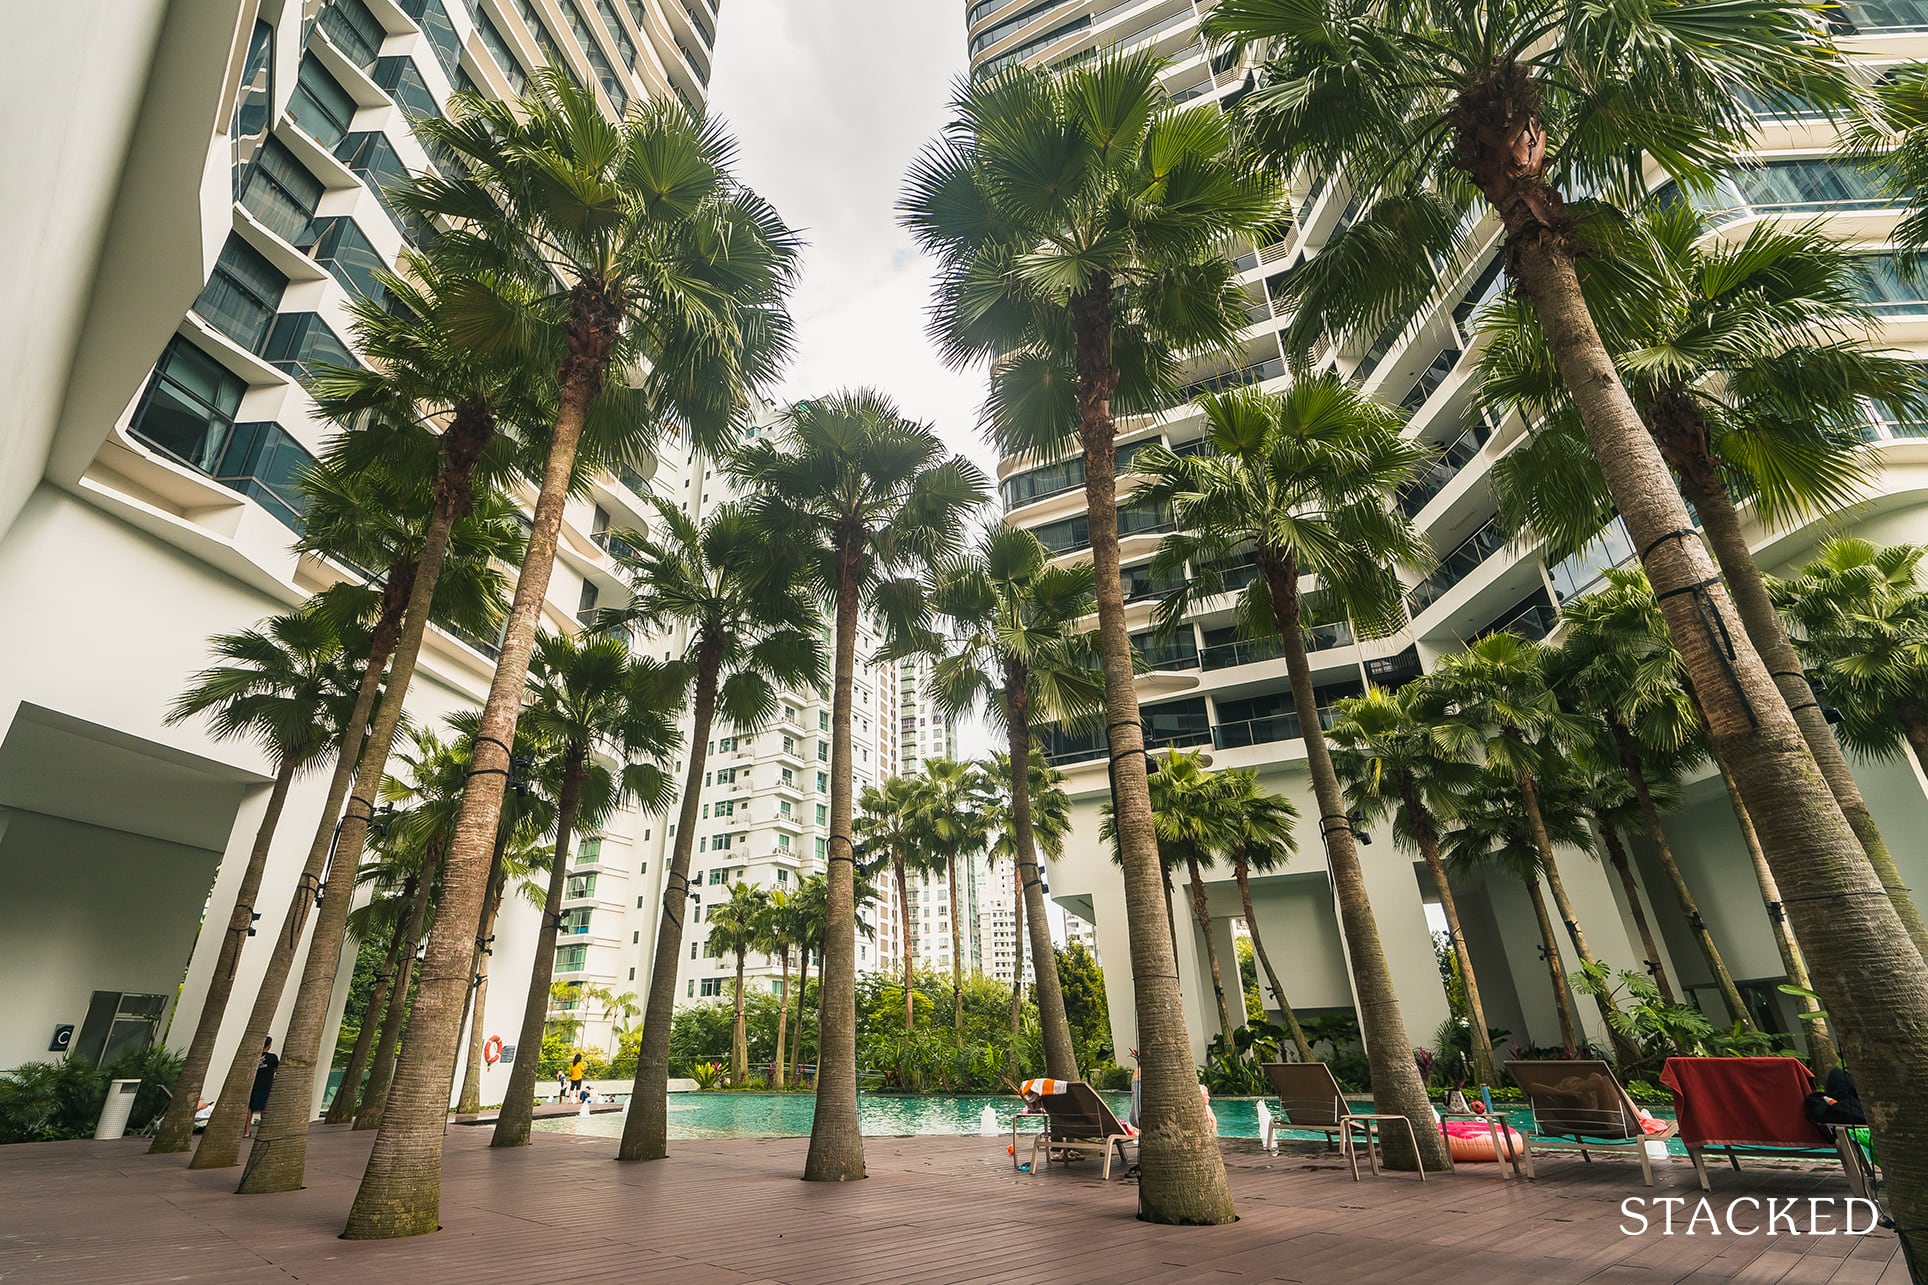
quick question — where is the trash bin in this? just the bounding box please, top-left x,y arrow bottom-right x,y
94,1078 -> 141,1139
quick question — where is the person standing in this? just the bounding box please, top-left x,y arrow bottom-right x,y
245,1037 -> 278,1138
567,1052 -> 586,1102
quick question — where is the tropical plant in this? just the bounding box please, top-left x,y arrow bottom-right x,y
734,389 -> 986,1182
1141,750 -> 1243,1044
902,48 -> 1289,1224
762,887 -> 809,1089
1206,3 -> 1928,1240
1217,771 -> 1314,1064
1136,375 -> 1446,1172
981,751 -> 1073,1044
606,496 -> 821,1159
905,757 -> 993,1035
453,824 -> 550,1114
1477,204 -> 1928,961
921,523 -> 1101,1078
703,881 -> 774,1087
787,873 -> 829,1084
1328,685 -> 1495,1084
344,72 -> 797,1240
147,610 -> 356,1152
857,776 -> 925,1033
493,635 -> 677,1146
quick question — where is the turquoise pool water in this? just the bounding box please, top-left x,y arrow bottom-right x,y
531,1092 -> 1677,1150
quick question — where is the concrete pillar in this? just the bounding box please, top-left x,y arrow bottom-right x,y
1352,851 -> 1452,1051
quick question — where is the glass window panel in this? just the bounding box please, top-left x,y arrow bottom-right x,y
191,235 -> 287,352
318,0 -> 387,65
231,21 -> 275,191
310,217 -> 390,306
239,139 -> 324,247
399,0 -> 462,81
289,56 -> 357,147
467,2 -> 529,93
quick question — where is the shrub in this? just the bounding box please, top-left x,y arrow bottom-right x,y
0,1047 -> 182,1144
1088,1061 -> 1133,1091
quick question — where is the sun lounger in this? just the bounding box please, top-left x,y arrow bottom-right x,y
1014,1079 -> 1134,1180
1260,1062 -> 1428,1181
1657,1056 -> 1874,1197
1506,1059 -> 1678,1186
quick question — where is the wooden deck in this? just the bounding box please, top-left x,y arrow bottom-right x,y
0,1124 -> 1901,1283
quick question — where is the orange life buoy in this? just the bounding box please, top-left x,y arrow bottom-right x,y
483,1034 -> 504,1067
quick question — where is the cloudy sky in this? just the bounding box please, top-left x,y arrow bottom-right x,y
705,1 -> 996,478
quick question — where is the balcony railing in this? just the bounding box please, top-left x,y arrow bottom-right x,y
1399,346 -> 1462,413
1180,356 -> 1286,400
1211,706 -> 1341,751
1407,516 -> 1507,614
1396,420 -> 1490,518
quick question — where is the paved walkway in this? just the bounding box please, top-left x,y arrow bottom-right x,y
0,1124 -> 1900,1283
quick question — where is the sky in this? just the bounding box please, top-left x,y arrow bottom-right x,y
704,1 -> 997,479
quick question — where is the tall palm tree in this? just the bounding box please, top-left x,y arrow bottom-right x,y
1216,769 -> 1313,1064
981,751 -> 1072,1043
610,498 -> 821,1159
735,390 -> 985,1183
906,757 -> 993,1035
1420,634 -> 1637,1063
345,77 -> 797,1240
328,862 -> 420,1126
762,887 -> 807,1089
1574,748 -> 1684,1009
902,49 -> 1287,1224
857,776 -> 924,1034
1777,538 -> 1928,777
922,524 -> 1101,1078
1556,570 -> 1755,1026
705,882 -> 774,1087
453,825 -> 547,1115
1570,568 -> 1835,1060
148,611 -> 355,1153
1141,751 -> 1242,1045
1477,206 -> 1928,961
1136,377 -> 1447,1172
1208,6 -> 1928,1237
1328,687 -> 1494,1084
493,635 -> 677,1146
788,872 -> 829,1084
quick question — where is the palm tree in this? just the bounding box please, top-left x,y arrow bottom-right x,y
903,49 -> 1286,1224
147,611 -> 355,1153
1777,538 -> 1928,777
1141,751 -> 1242,1045
1216,769 -> 1313,1064
857,776 -> 924,1033
609,498 -> 821,1159
1477,206 -> 1928,961
1136,377 -> 1447,1173
1208,6 -> 1928,1233
453,825 -> 548,1116
1569,568 -> 1836,1061
706,882 -> 774,1087
788,872 -> 829,1084
344,76 -> 797,1239
1328,687 -> 1493,1084
493,635 -> 677,1146
1555,570 -> 1755,1027
906,757 -> 993,1035
1420,634 -> 1637,1063
1574,750 -> 1684,1010
923,524 -> 1101,1078
734,390 -> 986,1182
329,862 -> 419,1126
982,751 -> 1072,1043
762,888 -> 808,1089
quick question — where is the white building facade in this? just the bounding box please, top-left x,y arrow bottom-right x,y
967,0 -> 1928,1062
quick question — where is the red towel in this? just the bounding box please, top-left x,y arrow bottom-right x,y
1659,1056 -> 1824,1148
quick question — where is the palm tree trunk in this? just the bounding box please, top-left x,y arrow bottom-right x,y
732,952 -> 749,1087
1671,442 -> 1928,965
1234,857 -> 1315,1064
1595,818 -> 1678,1005
1260,553 -> 1450,1173
1005,686 -> 1077,1079
231,407 -> 493,1192
1517,771 -> 1639,1064
1008,865 -> 1025,1040
343,368 -> 587,1239
1508,232 -> 1928,1258
791,948 -> 810,1085
895,853 -> 915,1032
1710,746 -> 1839,1071
327,887 -> 413,1124
1613,738 -> 1749,1025
354,840 -> 443,1131
802,535 -> 865,1183
947,847 -> 964,1034
1185,853 -> 1237,1043
1400,791 -> 1495,1086
186,578 -> 406,1165
1525,874 -> 1582,1051
495,751 -> 586,1148
1068,275 -> 1234,1222
455,869 -> 506,1115
149,755 -> 299,1153
621,644 -> 720,1160
773,946 -> 790,1090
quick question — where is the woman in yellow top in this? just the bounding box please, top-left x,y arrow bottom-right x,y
567,1053 -> 586,1100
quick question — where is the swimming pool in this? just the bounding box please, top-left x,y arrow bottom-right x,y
528,1092 -> 1673,1149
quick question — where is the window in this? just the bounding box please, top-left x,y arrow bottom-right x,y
777,833 -> 791,851
776,867 -> 788,883
262,313 -> 356,382
819,712 -> 830,731
400,0 -> 462,82
319,0 -> 387,65
628,967 -> 635,980
637,896 -> 645,908
128,340 -> 244,474
782,734 -> 796,753
780,767 -> 794,786
565,873 -> 597,899
715,735 -> 737,752
779,800 -> 792,819
240,141 -> 324,248
713,833 -> 732,852
373,56 -> 440,123
289,56 -> 357,147
816,773 -> 827,793
580,837 -> 602,862
632,931 -> 639,943
687,980 -> 694,997
816,741 -> 829,762
555,943 -> 589,971
192,235 -> 286,353
815,805 -> 827,826
335,132 -> 431,244
698,837 -> 706,852
467,2 -> 529,92
563,0 -> 629,110
558,908 -> 591,935
815,838 -> 827,860
231,22 -> 274,191
592,0 -> 638,69
699,977 -> 723,997
708,868 -> 725,885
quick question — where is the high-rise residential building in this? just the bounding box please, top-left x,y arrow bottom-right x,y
896,653 -> 958,776
0,0 -> 722,1101
968,0 -> 1928,1061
